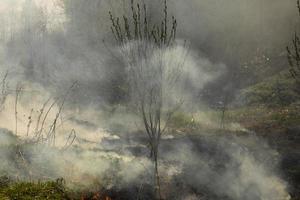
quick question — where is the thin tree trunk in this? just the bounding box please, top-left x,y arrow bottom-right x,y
153,148 -> 162,200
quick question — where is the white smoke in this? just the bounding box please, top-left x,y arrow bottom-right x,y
0,0 -> 294,199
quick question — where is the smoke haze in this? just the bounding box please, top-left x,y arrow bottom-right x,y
0,0 -> 297,199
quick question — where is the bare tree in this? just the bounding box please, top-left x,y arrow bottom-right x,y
287,0 -> 300,93
0,71 -> 9,112
109,0 -> 187,199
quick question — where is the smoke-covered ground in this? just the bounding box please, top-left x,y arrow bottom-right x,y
0,0 -> 299,199
0,77 -> 293,199
0,97 -> 292,199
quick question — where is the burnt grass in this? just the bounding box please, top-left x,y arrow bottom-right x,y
270,127 -> 300,199
100,128 -> 300,200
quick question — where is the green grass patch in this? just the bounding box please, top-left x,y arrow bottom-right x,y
224,104 -> 300,132
0,179 -> 69,200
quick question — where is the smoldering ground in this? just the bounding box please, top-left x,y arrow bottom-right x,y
0,0 -> 296,199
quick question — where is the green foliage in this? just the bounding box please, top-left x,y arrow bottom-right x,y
226,104 -> 300,130
109,0 -> 177,46
240,71 -> 300,106
169,112 -> 195,129
0,179 -> 69,200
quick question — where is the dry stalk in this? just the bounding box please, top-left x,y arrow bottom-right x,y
34,97 -> 51,136
45,82 -> 77,147
15,84 -> 23,136
26,109 -> 33,137
0,71 -> 9,112
61,129 -> 76,151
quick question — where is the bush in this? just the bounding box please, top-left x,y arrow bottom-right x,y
240,71 -> 299,107
169,112 -> 195,129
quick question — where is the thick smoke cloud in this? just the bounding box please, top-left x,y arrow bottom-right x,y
1,0 -> 297,102
162,135 -> 290,200
171,0 -> 297,62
